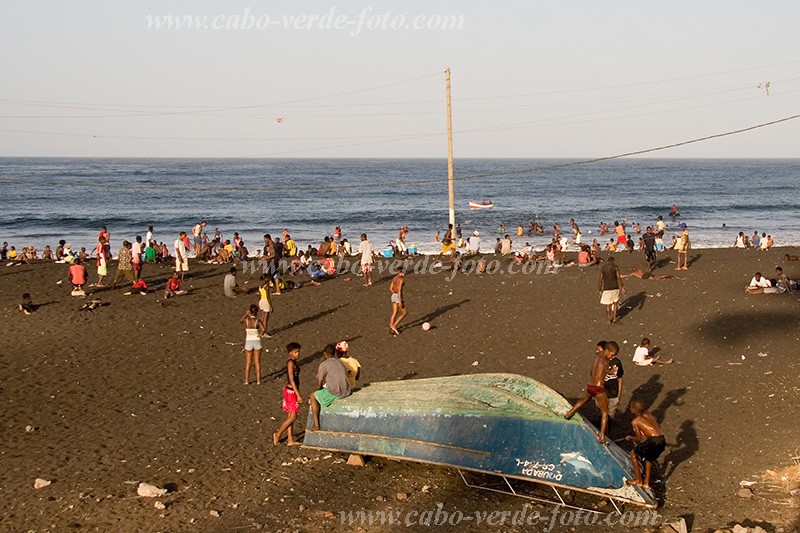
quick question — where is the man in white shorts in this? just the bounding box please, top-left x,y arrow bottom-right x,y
599,256 -> 625,323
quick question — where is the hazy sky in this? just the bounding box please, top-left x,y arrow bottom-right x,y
1,1 -> 798,158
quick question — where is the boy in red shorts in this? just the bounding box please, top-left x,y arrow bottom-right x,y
564,341 -> 619,444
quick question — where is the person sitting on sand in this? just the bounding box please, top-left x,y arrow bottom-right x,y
621,266 -> 672,281
306,261 -> 326,285
42,245 -> 53,261
18,292 -> 34,315
163,271 -> 184,298
745,271 -> 781,294
625,400 -> 667,488
775,267 -> 796,292
336,341 -> 361,391
784,254 -> 800,262
197,239 -> 218,262
309,344 -> 351,431
633,338 -> 673,366
467,230 -> 482,254
144,240 -> 157,263
578,245 -> 591,266
69,258 -> 87,294
274,342 -> 303,446
223,267 -> 239,298
564,341 -> 619,444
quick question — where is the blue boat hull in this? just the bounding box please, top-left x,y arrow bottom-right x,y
303,373 -> 655,507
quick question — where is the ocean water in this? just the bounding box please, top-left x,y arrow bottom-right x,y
1,157 -> 799,253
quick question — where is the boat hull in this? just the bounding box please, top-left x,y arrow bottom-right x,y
469,201 -> 493,209
303,373 -> 655,507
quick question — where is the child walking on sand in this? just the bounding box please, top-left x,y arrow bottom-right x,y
274,342 -> 303,446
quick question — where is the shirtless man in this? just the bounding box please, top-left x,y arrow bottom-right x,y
621,267 -> 672,281
564,341 -> 619,444
625,400 -> 666,488
389,271 -> 407,336
599,256 -> 625,323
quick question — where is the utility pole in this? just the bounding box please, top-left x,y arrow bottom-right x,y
445,66 -> 455,231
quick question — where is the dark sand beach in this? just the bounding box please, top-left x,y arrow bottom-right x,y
2,247 -> 799,531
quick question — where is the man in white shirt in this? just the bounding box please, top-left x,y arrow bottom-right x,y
467,230 -> 481,254
746,271 -> 781,294
358,233 -> 375,287
748,272 -> 772,289
174,231 -> 188,279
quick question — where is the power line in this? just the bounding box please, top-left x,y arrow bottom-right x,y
0,72 -> 443,119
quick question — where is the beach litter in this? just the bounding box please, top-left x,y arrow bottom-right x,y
137,482 -> 167,497
33,478 -> 52,489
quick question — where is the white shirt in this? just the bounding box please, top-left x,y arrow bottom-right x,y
735,236 -> 746,248
146,230 -> 153,246
633,346 -> 652,366
131,241 -> 142,263
468,236 -> 481,253
358,240 -> 374,264
749,276 -> 771,288
193,224 -> 202,238
174,238 -> 186,258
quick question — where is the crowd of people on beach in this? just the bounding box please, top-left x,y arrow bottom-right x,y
8,211 -> 799,492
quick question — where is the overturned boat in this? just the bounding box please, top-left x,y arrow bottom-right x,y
303,373 -> 655,510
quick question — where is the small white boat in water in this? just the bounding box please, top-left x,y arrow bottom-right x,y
469,200 -> 494,209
